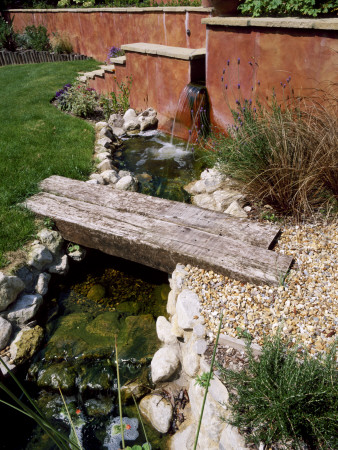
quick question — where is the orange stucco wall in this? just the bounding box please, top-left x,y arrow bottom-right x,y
8,9 -> 210,62
206,26 -> 338,131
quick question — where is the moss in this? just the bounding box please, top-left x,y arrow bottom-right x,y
37,361 -> 77,393
12,325 -> 44,365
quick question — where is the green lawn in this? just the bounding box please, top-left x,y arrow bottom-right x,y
0,59 -> 100,267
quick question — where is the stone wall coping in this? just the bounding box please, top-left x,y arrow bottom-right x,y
7,7 -> 213,13
121,42 -> 206,60
202,16 -> 338,31
109,55 -> 126,65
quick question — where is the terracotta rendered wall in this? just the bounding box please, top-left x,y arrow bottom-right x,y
8,9 -> 210,62
123,53 -> 192,136
206,26 -> 338,131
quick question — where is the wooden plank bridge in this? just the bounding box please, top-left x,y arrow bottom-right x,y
24,176 -> 293,286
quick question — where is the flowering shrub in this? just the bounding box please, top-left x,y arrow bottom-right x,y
106,45 -> 124,63
100,75 -> 133,119
55,82 -> 98,118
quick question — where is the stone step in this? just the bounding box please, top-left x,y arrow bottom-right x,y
121,43 -> 206,60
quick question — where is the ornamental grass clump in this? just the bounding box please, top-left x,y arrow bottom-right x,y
200,61 -> 338,218
217,334 -> 338,449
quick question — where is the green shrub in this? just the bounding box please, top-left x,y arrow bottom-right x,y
100,75 -> 133,120
23,24 -> 51,51
0,16 -> 17,51
218,334 -> 338,449
55,82 -> 98,118
239,0 -> 337,17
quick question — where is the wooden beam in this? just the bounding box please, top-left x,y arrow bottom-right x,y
40,176 -> 280,249
25,192 -> 292,286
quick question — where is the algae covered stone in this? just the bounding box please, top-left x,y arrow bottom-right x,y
87,284 -> 106,302
10,325 -> 44,365
37,361 -> 77,392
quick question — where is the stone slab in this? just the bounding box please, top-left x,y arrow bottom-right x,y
202,16 -> 338,31
121,43 -> 206,60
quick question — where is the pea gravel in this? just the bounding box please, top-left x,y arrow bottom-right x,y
182,221 -> 337,355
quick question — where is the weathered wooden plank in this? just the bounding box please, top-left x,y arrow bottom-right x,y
40,176 -> 280,249
24,192 -> 292,286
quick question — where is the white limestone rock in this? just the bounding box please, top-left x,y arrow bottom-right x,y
192,193 -> 216,210
137,108 -> 158,132
176,289 -> 201,330
0,317 -> 12,350
194,339 -> 208,355
123,109 -> 140,131
0,272 -> 25,312
28,244 -> 53,271
0,355 -> 15,376
96,152 -> 112,163
171,313 -> 184,338
48,254 -> 69,275
169,421 -> 196,450
89,173 -> 105,184
188,376 -> 229,442
35,272 -> 51,296
193,323 -> 206,339
181,338 -> 200,377
97,136 -> 113,149
213,190 -> 244,212
95,121 -> 109,131
156,316 -> 177,345
86,179 -> 99,185
98,126 -> 113,140
97,159 -> 113,172
151,345 -> 180,383
101,169 -> 119,185
108,113 -> 124,128
219,424 -> 249,450
37,229 -> 64,255
68,247 -> 87,262
140,394 -> 173,434
225,200 -> 248,218
115,175 -> 138,192
5,293 -> 43,324
167,290 -> 177,316
112,126 -> 125,137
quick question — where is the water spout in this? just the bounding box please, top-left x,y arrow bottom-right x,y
170,84 -> 209,143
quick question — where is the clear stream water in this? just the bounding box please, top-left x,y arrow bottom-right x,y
0,131 -> 204,450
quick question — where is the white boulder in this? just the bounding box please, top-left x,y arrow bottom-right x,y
151,345 -> 180,383
176,289 -> 201,330
6,293 -> 43,324
0,272 -> 25,312
0,317 -> 12,350
140,394 -> 173,434
156,316 -> 177,345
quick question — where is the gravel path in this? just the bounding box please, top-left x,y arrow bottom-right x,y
182,221 -> 337,355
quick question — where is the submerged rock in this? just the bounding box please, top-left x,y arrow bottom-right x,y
87,284 -> 106,302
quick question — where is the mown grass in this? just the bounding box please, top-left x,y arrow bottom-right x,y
0,59 -> 99,268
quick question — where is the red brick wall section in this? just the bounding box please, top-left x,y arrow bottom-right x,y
206,26 -> 338,131
8,10 -> 210,62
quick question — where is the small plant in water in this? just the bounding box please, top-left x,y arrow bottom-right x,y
67,242 -> 80,253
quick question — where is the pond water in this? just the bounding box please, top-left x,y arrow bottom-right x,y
1,130 -> 204,449
116,130 -> 202,202
1,253 -> 172,450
